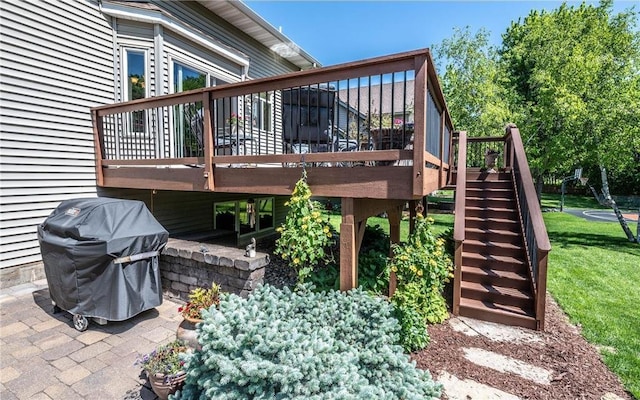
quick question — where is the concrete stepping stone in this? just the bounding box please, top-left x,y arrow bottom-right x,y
450,316 -> 543,344
437,371 -> 521,400
463,347 -> 552,385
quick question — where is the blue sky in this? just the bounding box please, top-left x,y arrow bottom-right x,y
245,1 -> 638,67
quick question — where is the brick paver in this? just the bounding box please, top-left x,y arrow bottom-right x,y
0,282 -> 182,399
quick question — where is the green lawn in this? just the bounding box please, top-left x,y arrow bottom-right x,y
327,212 -> 453,242
322,199 -> 639,396
543,210 -> 640,397
541,192 -> 609,210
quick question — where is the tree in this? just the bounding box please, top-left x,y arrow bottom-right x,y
432,27 -> 515,137
500,1 -> 640,242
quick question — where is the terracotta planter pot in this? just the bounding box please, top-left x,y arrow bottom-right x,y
147,371 -> 186,400
176,317 -> 203,350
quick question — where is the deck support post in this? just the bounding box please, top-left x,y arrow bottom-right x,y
340,198 -> 359,291
387,203 -> 403,297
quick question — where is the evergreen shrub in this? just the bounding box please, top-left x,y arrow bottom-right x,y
174,284 -> 442,400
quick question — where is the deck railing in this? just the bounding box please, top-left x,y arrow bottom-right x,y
452,130 -> 467,315
91,49 -> 453,196
506,125 -> 551,330
451,125 -> 551,329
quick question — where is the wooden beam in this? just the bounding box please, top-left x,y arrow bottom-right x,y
202,91 -> 215,191
409,200 -> 416,233
213,166 -> 414,199
102,167 -> 207,191
340,198 -> 358,291
412,55 -> 427,198
388,203 -> 403,297
91,110 -> 104,187
212,149 -> 412,165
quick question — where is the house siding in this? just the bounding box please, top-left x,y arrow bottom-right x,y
1,0 -> 301,276
0,0 -> 114,269
98,188 -> 287,246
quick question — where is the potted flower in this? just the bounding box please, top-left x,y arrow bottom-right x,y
136,340 -> 188,400
176,282 -> 220,349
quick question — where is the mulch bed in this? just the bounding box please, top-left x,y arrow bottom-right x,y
260,237 -> 633,399
413,295 -> 634,399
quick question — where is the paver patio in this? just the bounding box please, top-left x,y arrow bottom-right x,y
0,280 -> 182,399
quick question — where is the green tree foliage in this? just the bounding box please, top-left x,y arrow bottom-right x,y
500,1 -> 640,178
175,285 -> 442,399
433,27 -> 515,137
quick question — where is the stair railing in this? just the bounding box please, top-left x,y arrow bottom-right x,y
505,124 -> 551,330
452,130 -> 467,315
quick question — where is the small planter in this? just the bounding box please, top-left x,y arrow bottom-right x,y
147,371 -> 186,400
176,316 -> 203,351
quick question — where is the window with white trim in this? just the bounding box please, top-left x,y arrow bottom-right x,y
124,49 -> 147,133
252,92 -> 273,132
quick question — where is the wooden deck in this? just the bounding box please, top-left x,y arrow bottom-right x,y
92,49 -> 453,201
91,49 -> 455,291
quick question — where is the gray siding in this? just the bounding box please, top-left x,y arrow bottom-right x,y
0,0 -> 114,268
98,188 -> 287,246
0,0 -> 303,272
153,1 -> 299,79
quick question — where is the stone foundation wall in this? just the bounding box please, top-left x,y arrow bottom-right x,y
159,238 -> 269,302
0,262 -> 46,289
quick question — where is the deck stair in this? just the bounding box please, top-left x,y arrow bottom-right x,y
457,170 -> 537,329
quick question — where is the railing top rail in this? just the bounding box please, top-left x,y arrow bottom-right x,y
508,125 -> 551,252
453,130 -> 467,242
466,136 -> 504,143
92,48 -> 432,114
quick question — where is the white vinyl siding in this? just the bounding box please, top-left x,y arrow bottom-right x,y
0,0 -> 114,269
0,0 -> 304,272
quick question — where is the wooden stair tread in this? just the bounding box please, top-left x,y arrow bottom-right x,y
458,298 -> 537,329
466,196 -> 515,202
466,206 -> 517,213
461,281 -> 533,300
462,252 -> 526,265
465,239 -> 522,250
465,216 -> 519,224
465,227 -> 520,237
462,265 -> 529,282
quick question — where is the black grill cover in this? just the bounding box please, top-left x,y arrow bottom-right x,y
38,198 -> 168,321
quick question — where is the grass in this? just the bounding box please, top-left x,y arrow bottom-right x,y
541,192 -> 608,210
320,198 -> 640,395
327,212 -> 453,242
543,209 -> 640,397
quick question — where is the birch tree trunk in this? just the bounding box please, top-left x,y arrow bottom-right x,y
589,166 -> 638,243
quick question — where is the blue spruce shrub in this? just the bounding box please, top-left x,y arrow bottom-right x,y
173,284 -> 441,399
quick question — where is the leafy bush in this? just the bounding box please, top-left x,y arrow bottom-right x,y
310,224 -> 390,293
389,214 -> 454,352
274,171 -> 335,284
174,285 -> 442,400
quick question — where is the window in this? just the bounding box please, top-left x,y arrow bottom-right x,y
252,93 -> 273,132
125,50 -> 146,132
258,198 -> 274,230
213,198 -> 275,236
174,63 -> 206,93
214,202 -> 236,231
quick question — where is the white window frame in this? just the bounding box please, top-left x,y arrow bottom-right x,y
252,92 -> 274,133
117,47 -> 150,159
213,197 -> 275,237
168,56 -> 240,157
